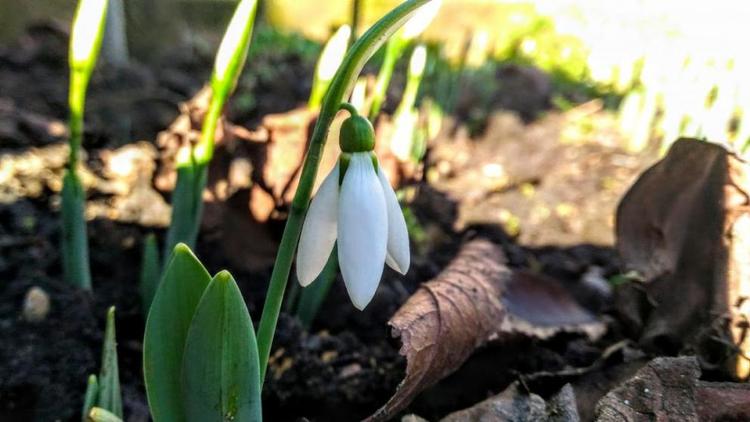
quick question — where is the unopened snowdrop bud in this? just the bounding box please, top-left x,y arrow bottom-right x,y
296,104 -> 410,310
70,0 -> 108,72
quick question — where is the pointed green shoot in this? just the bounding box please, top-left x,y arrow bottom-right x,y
182,271 -> 261,422
309,25 -> 352,109
82,374 -> 98,422
139,233 -> 160,313
97,307 -> 122,418
88,407 -> 123,422
69,0 -> 108,168
256,0 -> 438,384
63,0 -> 106,289
144,244 -> 211,422
61,170 -> 91,289
390,45 -> 427,161
194,0 -> 259,165
165,0 -> 258,259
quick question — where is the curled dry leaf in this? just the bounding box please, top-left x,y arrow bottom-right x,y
615,139 -> 750,378
366,239 -> 605,421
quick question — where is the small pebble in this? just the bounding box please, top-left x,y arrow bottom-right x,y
22,286 -> 50,323
339,363 -> 362,378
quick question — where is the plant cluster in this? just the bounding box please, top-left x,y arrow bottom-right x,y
62,0 -> 438,420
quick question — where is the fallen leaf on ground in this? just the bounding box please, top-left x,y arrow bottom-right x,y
366,239 -> 605,421
615,139 -> 750,378
441,383 -> 579,422
596,356 -> 750,421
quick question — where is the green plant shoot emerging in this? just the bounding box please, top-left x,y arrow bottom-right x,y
163,0 -> 258,260
62,0 -> 108,290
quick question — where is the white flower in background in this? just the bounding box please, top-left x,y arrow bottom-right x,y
296,109 -> 410,310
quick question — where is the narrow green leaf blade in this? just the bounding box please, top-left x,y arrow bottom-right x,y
144,244 -> 212,422
82,374 -> 98,422
88,407 -> 123,422
61,169 -> 91,289
97,307 -> 122,417
182,271 -> 261,422
139,233 -> 160,314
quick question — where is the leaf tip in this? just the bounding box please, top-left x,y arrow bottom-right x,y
214,270 -> 234,284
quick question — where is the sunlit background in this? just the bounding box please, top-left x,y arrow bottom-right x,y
3,0 -> 750,153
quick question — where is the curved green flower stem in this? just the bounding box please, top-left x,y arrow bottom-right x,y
256,0 -> 434,383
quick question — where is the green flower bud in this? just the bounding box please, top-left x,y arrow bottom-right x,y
340,114 -> 375,153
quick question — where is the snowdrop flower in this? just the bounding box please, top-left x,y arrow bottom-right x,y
296,106 -> 410,310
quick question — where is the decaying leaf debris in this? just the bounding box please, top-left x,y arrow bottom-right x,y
367,239 -> 605,421
615,139 -> 750,378
596,356 -> 750,421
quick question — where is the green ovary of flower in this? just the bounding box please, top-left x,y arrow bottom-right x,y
339,114 -> 376,153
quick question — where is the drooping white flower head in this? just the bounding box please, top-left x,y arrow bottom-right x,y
296,108 -> 410,310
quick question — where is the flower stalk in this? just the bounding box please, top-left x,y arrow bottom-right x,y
163,0 -> 258,259
256,0 -> 437,383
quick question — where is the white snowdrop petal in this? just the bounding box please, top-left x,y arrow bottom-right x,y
378,168 -> 410,274
338,153 -> 388,310
296,164 -> 339,286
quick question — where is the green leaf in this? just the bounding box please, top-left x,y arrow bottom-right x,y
61,169 -> 91,289
87,407 -> 123,422
296,246 -> 338,329
182,271 -> 261,422
139,233 -> 160,314
82,374 -> 98,422
163,164 -> 207,262
97,307 -> 122,418
144,244 -> 211,422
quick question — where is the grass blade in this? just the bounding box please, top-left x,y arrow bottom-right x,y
182,271 -> 261,422
82,374 -> 98,422
97,307 -> 122,418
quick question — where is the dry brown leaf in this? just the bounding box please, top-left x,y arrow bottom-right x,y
615,139 -> 750,378
366,239 -> 605,421
440,383 -> 579,422
596,356 -> 750,421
